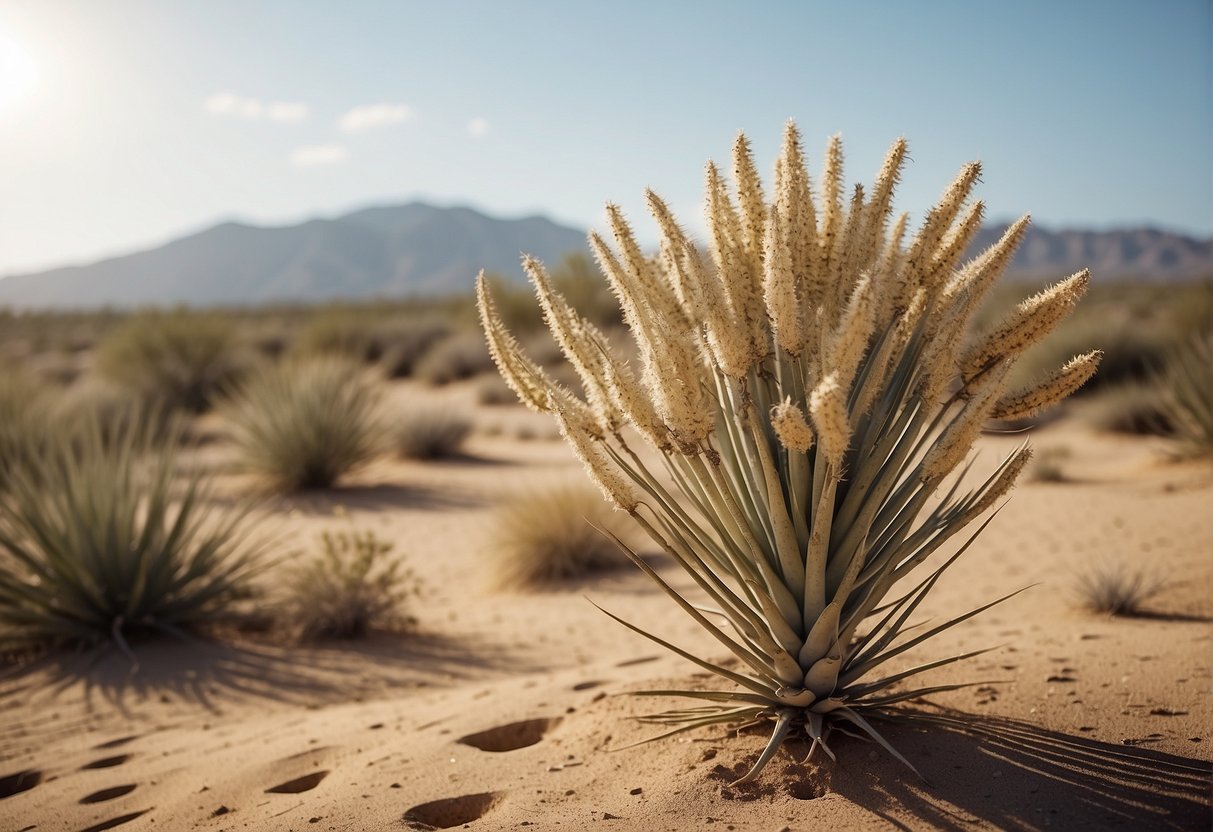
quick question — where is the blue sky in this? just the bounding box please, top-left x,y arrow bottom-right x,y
0,0 -> 1209,274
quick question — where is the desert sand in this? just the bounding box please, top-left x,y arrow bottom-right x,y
2,382 -> 1210,832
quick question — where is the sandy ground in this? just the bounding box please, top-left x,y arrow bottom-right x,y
1,383 -> 1211,831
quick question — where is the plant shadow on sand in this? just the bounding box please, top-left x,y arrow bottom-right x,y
0,630 -> 537,723
274,482 -> 485,515
721,710 -> 1211,830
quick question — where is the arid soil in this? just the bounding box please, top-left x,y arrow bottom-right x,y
2,383 -> 1210,831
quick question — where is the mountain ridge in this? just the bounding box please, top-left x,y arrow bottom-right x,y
0,202 -> 1207,310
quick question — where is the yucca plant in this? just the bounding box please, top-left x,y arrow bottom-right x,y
221,356 -> 386,491
283,529 -> 416,640
0,413 -> 264,653
478,123 -> 1099,783
1157,333 -> 1213,457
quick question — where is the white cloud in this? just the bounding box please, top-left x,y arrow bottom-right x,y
205,92 -> 308,122
267,101 -> 309,123
467,116 -> 489,137
339,103 -> 413,133
291,144 -> 349,166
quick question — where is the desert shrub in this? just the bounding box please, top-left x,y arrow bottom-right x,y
96,311 -> 247,413
1028,446 -> 1072,483
479,125 -> 1098,783
378,319 -> 453,378
1086,382 -> 1172,436
283,529 -> 416,639
488,485 -> 632,589
414,332 -> 494,385
295,311 -> 384,363
0,368 -> 57,491
1157,334 -> 1213,457
394,406 -> 472,459
221,357 -> 386,491
1076,560 -> 1165,616
476,374 -> 517,406
0,414 -> 264,651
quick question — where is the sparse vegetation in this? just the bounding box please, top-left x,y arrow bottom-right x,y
1157,334 -> 1213,457
479,124 -> 1098,783
96,311 -> 248,413
488,485 -> 632,590
395,406 -> 472,460
0,414 -> 264,652
0,367 -> 55,491
1029,446 -> 1073,483
283,529 -> 416,640
221,356 -> 386,491
414,332 -> 494,385
1076,560 -> 1166,616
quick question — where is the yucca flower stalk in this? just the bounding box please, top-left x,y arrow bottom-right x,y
477,123 -> 1098,784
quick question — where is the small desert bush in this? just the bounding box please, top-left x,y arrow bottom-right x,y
1086,382 -> 1173,436
295,311 -> 384,363
1028,446 -> 1072,483
0,368 -> 56,491
0,415 -> 264,651
1157,334 -> 1213,457
480,124 -> 1099,783
221,357 -> 386,491
377,319 -> 453,378
96,311 -> 248,413
475,374 -> 516,405
283,529 -> 416,640
488,485 -> 632,589
1076,560 -> 1165,616
395,406 -> 472,459
414,332 -> 494,385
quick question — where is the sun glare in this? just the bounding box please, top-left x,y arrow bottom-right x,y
0,29 -> 38,112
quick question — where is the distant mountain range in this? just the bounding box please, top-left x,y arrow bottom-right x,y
0,203 -> 1208,309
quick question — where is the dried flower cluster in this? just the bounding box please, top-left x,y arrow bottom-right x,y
478,122 -> 1097,783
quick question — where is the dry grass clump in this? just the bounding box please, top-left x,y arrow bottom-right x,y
96,311 -> 248,413
1085,382 -> 1172,436
414,332 -> 494,385
395,406 -> 472,459
221,356 -> 386,491
283,529 -> 416,640
1076,560 -> 1166,616
488,485 -> 632,590
480,123 -> 1097,783
295,311 -> 384,363
0,414 -> 264,652
476,375 -> 517,406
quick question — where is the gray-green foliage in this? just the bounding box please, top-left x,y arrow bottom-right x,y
0,368 -> 55,492
284,529 -> 415,639
221,356 -> 386,491
1158,334 -> 1213,457
0,414 -> 264,651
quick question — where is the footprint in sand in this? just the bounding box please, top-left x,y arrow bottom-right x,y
0,769 -> 42,799
80,755 -> 131,771
456,717 -> 560,753
80,784 -> 137,804
403,792 -> 501,830
76,809 -> 150,832
265,770 -> 329,794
